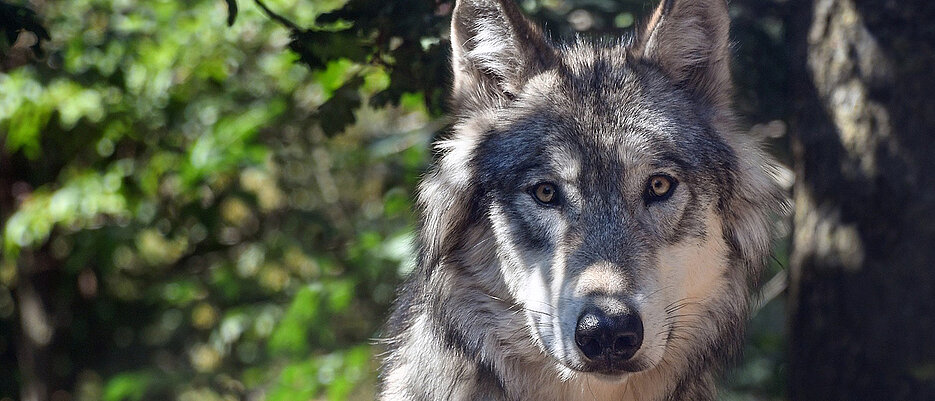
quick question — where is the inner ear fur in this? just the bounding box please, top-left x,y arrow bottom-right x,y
633,0 -> 733,109
450,0 -> 556,110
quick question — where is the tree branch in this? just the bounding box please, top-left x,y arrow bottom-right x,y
252,0 -> 301,31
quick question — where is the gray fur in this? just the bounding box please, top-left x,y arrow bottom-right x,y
379,0 -> 785,399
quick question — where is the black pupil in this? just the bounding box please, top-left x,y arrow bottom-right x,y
653,178 -> 667,193
540,186 -> 552,197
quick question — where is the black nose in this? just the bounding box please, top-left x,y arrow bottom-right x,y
575,306 -> 643,362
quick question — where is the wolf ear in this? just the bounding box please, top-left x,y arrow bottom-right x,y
450,0 -> 556,109
633,0 -> 733,108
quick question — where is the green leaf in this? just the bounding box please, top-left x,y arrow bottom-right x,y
268,284 -> 323,355
317,75 -> 364,136
103,371 -> 156,401
5,99 -> 51,159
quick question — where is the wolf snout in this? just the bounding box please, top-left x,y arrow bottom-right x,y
574,305 -> 644,364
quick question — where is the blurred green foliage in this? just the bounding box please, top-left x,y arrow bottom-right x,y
0,0 -> 790,400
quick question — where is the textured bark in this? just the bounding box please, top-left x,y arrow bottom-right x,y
788,0 -> 935,399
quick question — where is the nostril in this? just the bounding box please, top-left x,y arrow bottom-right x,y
577,338 -> 602,360
614,332 -> 639,350
611,332 -> 641,358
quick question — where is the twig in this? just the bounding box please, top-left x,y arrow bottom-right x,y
253,0 -> 301,31
753,269 -> 787,315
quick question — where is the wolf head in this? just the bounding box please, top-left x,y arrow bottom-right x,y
417,0 -> 783,378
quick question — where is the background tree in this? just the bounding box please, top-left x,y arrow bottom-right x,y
787,0 -> 935,399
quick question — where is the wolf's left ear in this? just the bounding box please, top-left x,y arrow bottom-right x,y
633,0 -> 732,108
450,0 -> 556,109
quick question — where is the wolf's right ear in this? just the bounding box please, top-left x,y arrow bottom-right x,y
450,0 -> 556,110
633,0 -> 733,109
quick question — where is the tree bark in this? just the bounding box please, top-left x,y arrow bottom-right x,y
788,0 -> 935,399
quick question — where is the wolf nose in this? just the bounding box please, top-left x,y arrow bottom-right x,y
575,307 -> 643,362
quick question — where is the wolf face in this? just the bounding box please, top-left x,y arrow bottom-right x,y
382,0 -> 784,397
469,71 -> 739,375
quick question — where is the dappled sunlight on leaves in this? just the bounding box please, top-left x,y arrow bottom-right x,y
1,1 -> 435,399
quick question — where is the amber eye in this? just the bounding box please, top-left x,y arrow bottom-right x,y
531,183 -> 558,205
646,175 -> 676,200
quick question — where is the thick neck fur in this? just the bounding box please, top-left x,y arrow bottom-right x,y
380,223 -> 732,401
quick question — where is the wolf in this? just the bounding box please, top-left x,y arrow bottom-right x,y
379,0 -> 785,399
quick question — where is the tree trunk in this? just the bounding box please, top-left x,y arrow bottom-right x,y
2,149 -> 68,401
788,0 -> 935,399
15,262 -> 58,401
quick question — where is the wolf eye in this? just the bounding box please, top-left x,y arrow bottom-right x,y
530,183 -> 559,206
645,175 -> 677,202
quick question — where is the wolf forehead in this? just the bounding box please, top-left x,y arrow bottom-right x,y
459,47 -> 738,194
